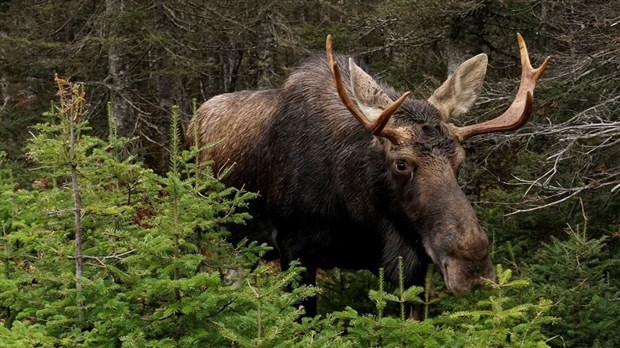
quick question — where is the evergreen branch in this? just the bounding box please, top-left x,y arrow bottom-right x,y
68,249 -> 136,261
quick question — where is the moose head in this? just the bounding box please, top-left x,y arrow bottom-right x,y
325,34 -> 550,294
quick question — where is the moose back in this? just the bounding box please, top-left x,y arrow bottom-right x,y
187,34 -> 549,316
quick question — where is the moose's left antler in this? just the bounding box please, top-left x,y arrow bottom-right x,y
326,35 -> 410,137
452,33 -> 551,142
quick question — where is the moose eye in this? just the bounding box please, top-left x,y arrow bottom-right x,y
395,161 -> 408,173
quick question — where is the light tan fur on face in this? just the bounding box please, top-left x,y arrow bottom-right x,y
415,153 -> 459,188
389,126 -> 415,144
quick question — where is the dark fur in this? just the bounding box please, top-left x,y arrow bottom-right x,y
188,54 -> 494,316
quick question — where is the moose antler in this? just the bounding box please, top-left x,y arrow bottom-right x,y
451,33 -> 551,142
326,35 -> 410,137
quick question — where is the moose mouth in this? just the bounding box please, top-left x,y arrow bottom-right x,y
440,261 -> 467,295
437,258 -> 495,295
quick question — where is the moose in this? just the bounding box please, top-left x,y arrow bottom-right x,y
187,34 -> 550,316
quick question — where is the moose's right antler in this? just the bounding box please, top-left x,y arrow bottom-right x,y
326,35 -> 410,137
451,33 -> 551,142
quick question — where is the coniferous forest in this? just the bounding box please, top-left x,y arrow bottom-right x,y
0,1 -> 618,347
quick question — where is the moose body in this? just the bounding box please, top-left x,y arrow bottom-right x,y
188,35 -> 549,316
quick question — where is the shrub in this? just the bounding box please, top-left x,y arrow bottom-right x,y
0,79 -> 558,347
523,222 -> 620,347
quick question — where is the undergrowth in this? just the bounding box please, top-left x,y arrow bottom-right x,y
0,78 -> 562,347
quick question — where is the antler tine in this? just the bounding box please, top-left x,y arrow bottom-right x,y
325,35 -> 336,77
326,35 -> 372,129
517,33 -> 551,82
370,91 -> 410,135
326,35 -> 410,137
453,33 -> 551,142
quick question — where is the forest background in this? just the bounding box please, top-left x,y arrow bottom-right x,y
0,1 -> 618,347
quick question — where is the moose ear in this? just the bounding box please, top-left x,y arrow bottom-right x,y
428,53 -> 488,121
349,58 -> 394,121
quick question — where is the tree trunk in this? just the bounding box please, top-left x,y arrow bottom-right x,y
105,0 -> 134,135
256,34 -> 275,89
0,76 -> 8,111
150,0 -> 188,171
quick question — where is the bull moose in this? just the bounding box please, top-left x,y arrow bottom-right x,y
187,34 -> 550,316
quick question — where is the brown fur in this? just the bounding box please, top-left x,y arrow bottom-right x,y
187,89 -> 279,184
188,51 -> 497,316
